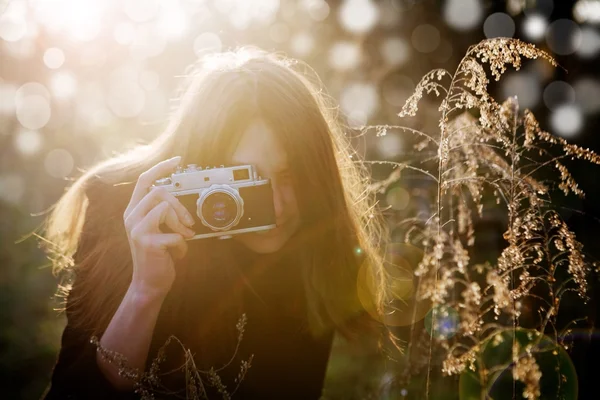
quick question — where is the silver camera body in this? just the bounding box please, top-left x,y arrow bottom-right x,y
153,164 -> 276,240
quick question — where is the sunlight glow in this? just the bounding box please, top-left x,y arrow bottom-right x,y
156,3 -> 189,40
32,0 -> 106,41
114,22 -> 136,45
123,0 -> 160,23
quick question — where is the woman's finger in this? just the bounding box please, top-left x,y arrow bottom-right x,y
134,201 -> 194,239
146,233 -> 188,259
124,156 -> 181,218
125,186 -> 195,230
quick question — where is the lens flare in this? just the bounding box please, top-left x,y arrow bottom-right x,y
425,305 -> 459,339
357,242 -> 430,327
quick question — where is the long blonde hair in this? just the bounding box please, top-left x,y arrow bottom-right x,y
42,47 -> 394,358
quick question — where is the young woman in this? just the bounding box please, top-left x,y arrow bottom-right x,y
41,48 -> 394,399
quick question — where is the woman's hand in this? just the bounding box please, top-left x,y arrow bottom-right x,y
123,156 -> 196,298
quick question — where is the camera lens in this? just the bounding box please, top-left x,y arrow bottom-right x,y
201,192 -> 238,228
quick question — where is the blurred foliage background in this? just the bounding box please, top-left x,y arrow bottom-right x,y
1,0 -> 600,398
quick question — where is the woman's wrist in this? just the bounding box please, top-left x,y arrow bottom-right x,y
127,282 -> 169,306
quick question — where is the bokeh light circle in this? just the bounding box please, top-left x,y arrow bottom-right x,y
50,72 -> 77,100
550,105 -> 583,138
523,0 -> 554,17
79,46 -> 107,68
577,26 -> 600,59
501,72 -> 540,109
107,66 -> 146,118
305,0 -> 330,22
15,82 -> 51,106
380,37 -> 410,67
340,82 -> 379,123
483,13 -> 515,39
546,19 -> 582,56
346,111 -> 367,129
543,81 -> 575,111
375,134 -> 404,160
114,22 -> 136,45
357,242 -> 429,327
431,39 -> 454,63
130,24 -> 167,59
14,130 -> 43,156
385,185 -> 410,211
574,0 -> 600,24
194,32 -> 222,57
140,90 -> 167,123
522,14 -> 548,42
381,74 -> 414,108
107,83 -> 146,118
16,95 -> 51,130
411,24 -> 440,53
338,0 -> 379,35
269,23 -> 290,43
139,70 -> 160,91
156,6 -> 188,40
0,12 -> 27,42
3,38 -> 36,59
443,0 -> 483,31
43,48 -> 65,69
0,84 -> 17,114
290,32 -> 315,57
328,41 -> 362,71
44,149 -> 74,179
123,0 -> 159,23
573,77 -> 600,115
0,173 -> 25,205
425,305 -> 459,339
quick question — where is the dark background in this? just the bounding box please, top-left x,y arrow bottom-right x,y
1,0 -> 599,398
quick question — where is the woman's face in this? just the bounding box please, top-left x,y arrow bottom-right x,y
230,118 -> 301,254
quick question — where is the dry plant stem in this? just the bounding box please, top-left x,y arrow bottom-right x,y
92,314 -> 251,399
96,285 -> 166,391
378,38 -> 599,399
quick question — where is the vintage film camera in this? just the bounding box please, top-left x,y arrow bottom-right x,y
153,164 -> 276,240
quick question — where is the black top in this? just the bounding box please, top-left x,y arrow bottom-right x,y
41,182 -> 335,400
42,244 -> 334,400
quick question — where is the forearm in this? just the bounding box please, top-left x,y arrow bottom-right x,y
97,285 -> 165,391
